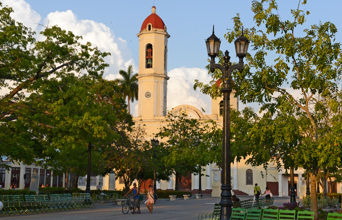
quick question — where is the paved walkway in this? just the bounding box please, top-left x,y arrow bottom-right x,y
0,196 -> 297,220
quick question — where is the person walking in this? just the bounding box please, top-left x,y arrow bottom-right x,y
146,185 -> 155,214
263,186 -> 272,202
124,183 -> 141,214
254,183 -> 261,204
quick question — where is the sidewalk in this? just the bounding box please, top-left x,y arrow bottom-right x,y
0,196 -> 297,220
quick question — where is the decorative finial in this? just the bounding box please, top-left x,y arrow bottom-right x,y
212,25 -> 215,34
152,6 -> 156,14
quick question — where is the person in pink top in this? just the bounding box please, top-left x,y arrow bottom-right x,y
146,185 -> 155,214
263,187 -> 272,202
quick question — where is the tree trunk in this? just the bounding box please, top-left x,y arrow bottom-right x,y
127,96 -> 130,114
323,174 -> 328,198
310,173 -> 319,220
306,173 -> 310,196
64,172 -> 70,190
123,176 -> 131,194
175,172 -> 180,191
70,173 -> 78,189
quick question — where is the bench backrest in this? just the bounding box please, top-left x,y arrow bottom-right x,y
231,207 -> 245,219
262,208 -> 278,219
246,208 -> 262,220
297,210 -> 314,220
328,212 -> 342,220
279,209 -> 296,220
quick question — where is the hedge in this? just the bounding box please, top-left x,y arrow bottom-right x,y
39,187 -> 83,194
38,187 -> 124,197
317,193 -> 342,203
0,189 -> 36,195
156,190 -> 192,199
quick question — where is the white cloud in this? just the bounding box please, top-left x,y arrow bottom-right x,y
43,10 -> 135,77
2,0 -> 41,31
167,67 -> 212,113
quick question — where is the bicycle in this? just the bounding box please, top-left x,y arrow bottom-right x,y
121,196 -> 133,214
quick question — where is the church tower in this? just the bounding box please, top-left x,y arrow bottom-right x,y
137,6 -> 170,119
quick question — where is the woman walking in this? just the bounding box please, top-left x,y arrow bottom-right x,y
263,187 -> 272,203
146,185 -> 155,214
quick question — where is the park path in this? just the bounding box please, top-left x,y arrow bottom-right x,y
0,196 -> 296,220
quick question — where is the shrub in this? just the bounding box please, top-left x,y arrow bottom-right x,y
0,189 -> 36,195
317,193 -> 342,203
327,197 -> 339,208
318,197 -> 328,209
282,202 -> 298,210
302,196 -> 311,208
156,190 -> 192,199
90,190 -> 124,202
39,187 -> 83,194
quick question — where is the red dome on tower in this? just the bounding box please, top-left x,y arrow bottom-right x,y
140,6 -> 166,31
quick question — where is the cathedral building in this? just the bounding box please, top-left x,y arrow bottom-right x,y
111,6 -> 331,198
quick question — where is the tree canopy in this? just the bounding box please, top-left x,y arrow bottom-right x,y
0,3 -> 135,187
194,0 -> 342,217
157,112 -> 221,190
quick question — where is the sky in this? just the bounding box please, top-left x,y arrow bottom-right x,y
2,0 -> 342,116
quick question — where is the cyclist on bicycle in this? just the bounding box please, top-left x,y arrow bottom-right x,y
124,182 -> 141,214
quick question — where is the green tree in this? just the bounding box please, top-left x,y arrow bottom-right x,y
195,1 -> 342,217
24,75 -> 133,189
117,65 -> 138,114
105,124 -> 146,192
157,112 -> 219,191
0,3 -> 110,165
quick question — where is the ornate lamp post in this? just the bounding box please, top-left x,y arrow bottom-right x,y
205,26 -> 249,220
151,138 -> 159,201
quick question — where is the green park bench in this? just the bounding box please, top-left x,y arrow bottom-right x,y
50,194 -> 73,211
0,195 -> 27,215
72,193 -> 94,208
0,193 -> 94,216
198,203 -> 220,220
231,207 -> 246,219
245,208 -> 262,220
237,198 -> 274,209
328,212 -> 342,220
297,210 -> 314,220
278,209 -> 296,220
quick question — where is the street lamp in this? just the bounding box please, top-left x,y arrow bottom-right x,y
151,138 -> 159,201
205,26 -> 249,220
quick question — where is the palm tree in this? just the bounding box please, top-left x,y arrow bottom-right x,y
117,65 -> 138,113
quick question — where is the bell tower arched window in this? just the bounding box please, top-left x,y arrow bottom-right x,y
146,44 -> 153,68
246,169 -> 253,185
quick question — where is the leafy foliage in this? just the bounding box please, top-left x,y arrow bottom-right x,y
117,65 -> 138,113
157,112 -> 221,190
0,3 -> 137,189
194,0 -> 342,218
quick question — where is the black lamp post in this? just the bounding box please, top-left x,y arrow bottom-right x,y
205,26 -> 249,220
290,167 -> 297,205
151,138 -> 159,201
85,143 -> 92,193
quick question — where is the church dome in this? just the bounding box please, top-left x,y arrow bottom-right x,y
140,6 -> 166,31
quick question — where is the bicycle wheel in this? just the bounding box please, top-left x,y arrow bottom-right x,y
122,202 -> 129,214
